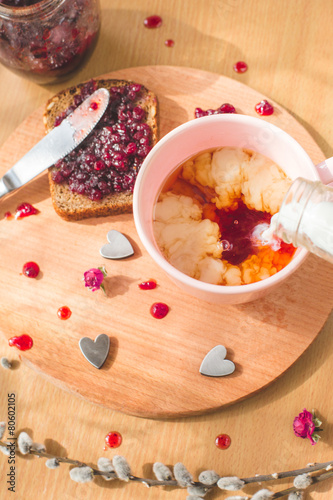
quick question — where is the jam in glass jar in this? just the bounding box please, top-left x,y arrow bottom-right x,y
0,0 -> 101,84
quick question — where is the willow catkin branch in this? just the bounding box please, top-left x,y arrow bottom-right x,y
242,462 -> 333,484
0,439 -> 332,492
271,470 -> 333,499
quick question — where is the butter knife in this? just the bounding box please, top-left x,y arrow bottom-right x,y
0,87 -> 110,199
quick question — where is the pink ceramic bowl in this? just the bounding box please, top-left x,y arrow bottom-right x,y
133,114 -> 333,304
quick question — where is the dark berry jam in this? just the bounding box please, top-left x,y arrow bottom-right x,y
211,200 -> 295,267
195,103 -> 236,118
233,61 -> 248,73
4,211 -> 13,219
105,431 -> 122,449
144,15 -> 162,28
150,302 -> 169,319
15,202 -> 39,218
8,334 -> 33,351
215,200 -> 271,265
0,0 -> 100,84
22,261 -> 40,278
255,99 -> 274,116
0,0 -> 39,5
51,80 -> 153,201
139,279 -> 157,290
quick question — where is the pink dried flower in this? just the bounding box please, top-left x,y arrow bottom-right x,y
83,267 -> 107,293
293,409 -> 322,445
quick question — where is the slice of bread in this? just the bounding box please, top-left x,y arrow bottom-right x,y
43,79 -> 158,221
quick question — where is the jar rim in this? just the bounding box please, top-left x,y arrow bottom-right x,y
0,0 -> 66,20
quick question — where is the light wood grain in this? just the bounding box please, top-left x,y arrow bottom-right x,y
0,0 -> 333,498
1,66 -> 332,419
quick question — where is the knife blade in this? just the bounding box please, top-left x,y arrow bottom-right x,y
0,87 -> 110,200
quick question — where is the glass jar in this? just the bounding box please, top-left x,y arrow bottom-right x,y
0,0 -> 101,84
269,177 -> 333,264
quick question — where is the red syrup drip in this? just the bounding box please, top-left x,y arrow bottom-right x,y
22,261 -> 40,278
233,60 -> 248,73
139,279 -> 157,290
57,306 -> 72,320
143,15 -> 163,29
195,103 -> 236,118
8,334 -> 33,351
215,200 -> 271,266
164,39 -> 175,47
150,302 -> 169,319
4,211 -> 13,219
215,434 -> 231,450
105,431 -> 122,449
15,202 -> 39,218
255,99 -> 274,116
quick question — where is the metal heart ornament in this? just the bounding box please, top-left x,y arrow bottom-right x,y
200,345 -> 235,377
100,230 -> 134,259
79,334 -> 110,369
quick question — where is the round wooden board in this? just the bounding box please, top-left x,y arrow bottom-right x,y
1,66 -> 332,418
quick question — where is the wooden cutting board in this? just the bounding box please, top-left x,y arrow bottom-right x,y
1,66 -> 332,418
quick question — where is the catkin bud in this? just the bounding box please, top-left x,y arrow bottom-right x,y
45,458 -> 60,469
0,422 -> 6,440
153,462 -> 173,481
288,492 -> 304,499
97,457 -> 115,481
217,476 -> 245,491
187,484 -> 208,496
18,432 -> 33,455
252,489 -> 274,500
0,445 -> 10,456
69,466 -> 94,483
112,455 -> 131,481
198,470 -> 220,485
174,462 -> 193,487
293,473 -> 312,489
0,357 -> 11,369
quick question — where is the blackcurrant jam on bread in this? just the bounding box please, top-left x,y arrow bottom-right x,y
44,79 -> 158,221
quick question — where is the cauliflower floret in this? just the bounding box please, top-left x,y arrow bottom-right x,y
242,152 -> 291,214
211,147 -> 250,208
154,193 -> 222,282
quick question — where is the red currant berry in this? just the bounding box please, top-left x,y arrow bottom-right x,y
22,261 -> 40,278
105,431 -> 122,449
150,302 -> 169,319
57,306 -> 72,320
215,434 -> 231,449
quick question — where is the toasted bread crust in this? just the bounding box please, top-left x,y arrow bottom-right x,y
44,79 -> 158,221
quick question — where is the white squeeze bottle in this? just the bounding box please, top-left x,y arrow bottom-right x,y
262,178 -> 333,264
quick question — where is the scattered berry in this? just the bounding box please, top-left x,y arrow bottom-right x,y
22,261 -> 40,278
105,431 -> 122,449
57,306 -> 72,320
233,61 -> 248,73
255,99 -> 274,116
138,280 -> 157,290
164,39 -> 175,47
215,434 -> 231,450
8,334 -> 33,351
150,302 -> 169,319
144,15 -> 162,28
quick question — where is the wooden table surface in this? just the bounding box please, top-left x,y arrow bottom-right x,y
1,1 -> 333,499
